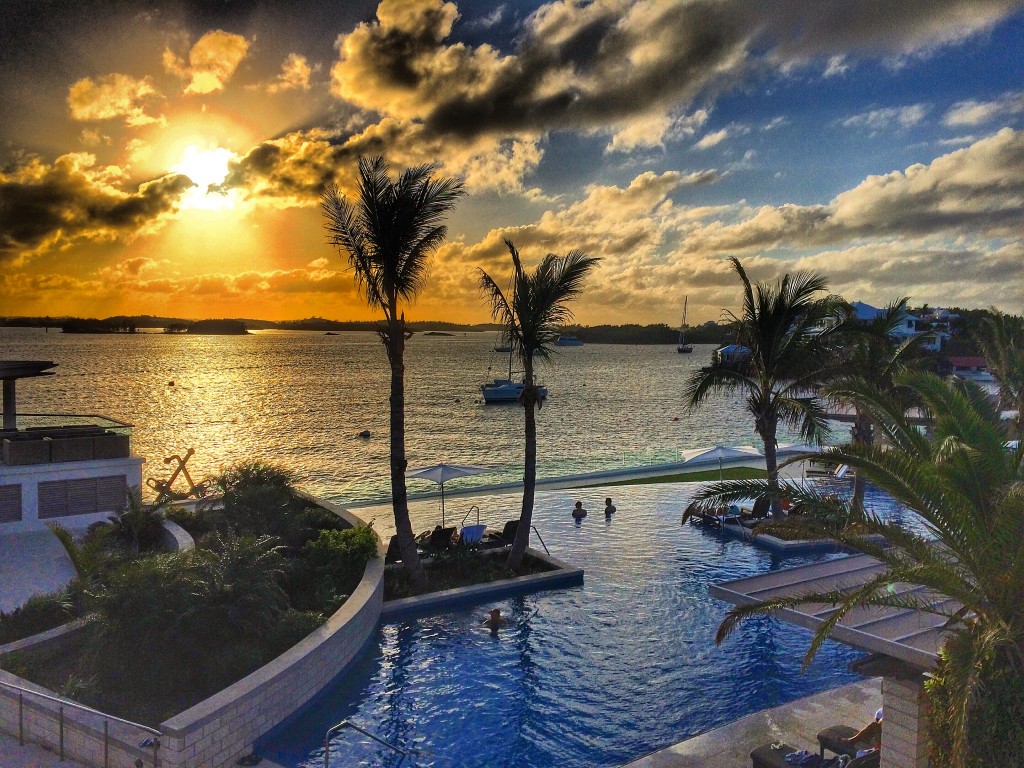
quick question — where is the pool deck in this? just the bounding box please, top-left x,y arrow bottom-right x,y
622,678 -> 881,768
0,678 -> 878,768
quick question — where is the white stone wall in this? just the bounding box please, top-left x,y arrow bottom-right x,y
0,456 -> 144,533
881,677 -> 929,768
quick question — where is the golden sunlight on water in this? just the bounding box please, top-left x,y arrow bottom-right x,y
4,328 -> 779,506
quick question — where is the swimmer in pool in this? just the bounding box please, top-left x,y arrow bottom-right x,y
482,608 -> 508,633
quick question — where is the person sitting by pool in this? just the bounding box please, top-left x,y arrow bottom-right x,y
604,497 -> 616,517
482,608 -> 508,633
572,501 -> 588,521
842,707 -> 883,755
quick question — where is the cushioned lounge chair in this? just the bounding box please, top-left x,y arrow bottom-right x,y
459,524 -> 487,545
751,741 -> 880,768
482,519 -> 519,548
424,526 -> 457,552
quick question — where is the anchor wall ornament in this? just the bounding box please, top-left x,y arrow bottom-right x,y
145,448 -> 214,503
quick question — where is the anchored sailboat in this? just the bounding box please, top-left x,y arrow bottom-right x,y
677,297 -> 693,353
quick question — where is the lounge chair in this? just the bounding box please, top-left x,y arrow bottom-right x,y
424,526 -> 457,552
816,725 -> 881,759
751,741 -> 879,768
482,519 -> 519,548
459,524 -> 487,546
384,535 -> 402,564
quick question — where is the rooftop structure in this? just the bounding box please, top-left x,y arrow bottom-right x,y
1,360 -> 143,533
713,554 -> 950,768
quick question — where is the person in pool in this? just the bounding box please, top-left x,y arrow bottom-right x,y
604,497 -> 616,517
572,501 -> 588,521
482,608 -> 508,633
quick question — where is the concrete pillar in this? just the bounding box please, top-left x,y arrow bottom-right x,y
881,676 -> 929,768
2,379 -> 15,430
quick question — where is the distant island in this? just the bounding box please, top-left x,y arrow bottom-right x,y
0,310 -> 992,352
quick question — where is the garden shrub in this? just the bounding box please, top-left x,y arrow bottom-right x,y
290,526 -> 378,611
0,593 -> 74,644
926,645 -> 1024,768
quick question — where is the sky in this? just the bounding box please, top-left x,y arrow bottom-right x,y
1,0 -> 1023,326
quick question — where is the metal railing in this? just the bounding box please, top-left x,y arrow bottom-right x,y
15,413 -> 134,434
323,720 -> 412,767
460,504 -> 481,527
0,679 -> 161,767
530,525 -> 550,554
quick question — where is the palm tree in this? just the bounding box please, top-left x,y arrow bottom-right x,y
685,258 -> 845,516
321,157 -> 464,589
479,239 -> 599,571
826,298 -> 926,511
975,308 -> 1024,441
710,372 -> 1024,766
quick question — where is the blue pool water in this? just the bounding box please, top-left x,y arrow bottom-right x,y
261,481 -> 901,768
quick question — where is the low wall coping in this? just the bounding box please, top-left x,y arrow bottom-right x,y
382,548 -> 583,620
0,616 -> 92,658
159,518 -> 194,552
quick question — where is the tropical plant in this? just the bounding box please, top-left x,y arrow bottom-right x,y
974,308 -> 1024,441
321,157 -> 464,590
685,258 -> 846,516
825,297 -> 927,511
107,487 -> 169,553
708,371 -> 1024,767
479,239 -> 599,571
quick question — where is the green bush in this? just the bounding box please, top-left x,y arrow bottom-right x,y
290,526 -> 378,611
0,593 -> 74,643
926,645 -> 1024,767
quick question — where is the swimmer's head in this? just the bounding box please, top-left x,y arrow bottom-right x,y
605,498 -> 612,505
575,501 -> 583,508
490,608 -> 501,617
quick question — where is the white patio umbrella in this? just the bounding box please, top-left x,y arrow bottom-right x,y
680,444 -> 763,480
405,464 -> 490,526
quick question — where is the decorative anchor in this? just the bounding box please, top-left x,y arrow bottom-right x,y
145,448 -> 213,503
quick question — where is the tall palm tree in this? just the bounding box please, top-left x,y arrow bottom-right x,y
826,298 -> 926,511
685,258 -> 846,516
975,308 -> 1024,441
709,372 -> 1024,767
479,239 -> 599,571
321,157 -> 464,588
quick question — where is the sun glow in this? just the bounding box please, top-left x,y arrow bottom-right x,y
171,145 -> 239,211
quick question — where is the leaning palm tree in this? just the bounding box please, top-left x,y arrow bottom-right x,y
825,298 -> 926,511
479,239 -> 599,571
321,157 -> 464,588
685,258 -> 846,516
708,372 -> 1024,767
975,308 -> 1024,441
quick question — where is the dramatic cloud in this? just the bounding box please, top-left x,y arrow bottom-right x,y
943,91 -> 1024,126
330,0 -> 1016,146
265,53 -> 315,94
682,128 -> 1024,254
67,74 -> 163,126
164,30 -> 250,95
0,153 -> 191,261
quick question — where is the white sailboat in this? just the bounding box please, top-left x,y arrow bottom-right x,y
677,296 -> 693,353
481,345 -> 548,403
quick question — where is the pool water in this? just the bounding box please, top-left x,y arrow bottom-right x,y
260,482 -> 897,768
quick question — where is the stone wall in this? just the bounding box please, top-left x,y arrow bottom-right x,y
159,555 -> 383,767
881,676 -> 928,768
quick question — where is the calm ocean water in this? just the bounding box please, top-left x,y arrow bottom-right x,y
2,328 -> 794,518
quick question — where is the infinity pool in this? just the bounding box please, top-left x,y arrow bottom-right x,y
260,481 -> 887,767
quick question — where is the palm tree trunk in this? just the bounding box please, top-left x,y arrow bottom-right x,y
508,361 -> 536,573
850,409 -> 872,512
759,413 -> 783,518
386,319 -> 426,589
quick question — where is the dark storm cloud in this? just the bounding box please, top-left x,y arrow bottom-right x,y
331,0 -> 1021,144
0,155 -> 192,260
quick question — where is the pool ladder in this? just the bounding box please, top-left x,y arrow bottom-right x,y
324,720 -> 413,766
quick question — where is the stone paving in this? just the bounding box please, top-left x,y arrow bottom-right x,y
0,530 -> 77,613
622,678 -> 881,768
0,732 -> 87,768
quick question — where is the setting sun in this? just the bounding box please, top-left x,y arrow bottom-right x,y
171,145 -> 238,210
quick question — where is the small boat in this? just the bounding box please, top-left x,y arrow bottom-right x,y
493,345 -> 511,353
481,378 -> 548,403
677,297 -> 693,353
555,335 -> 584,347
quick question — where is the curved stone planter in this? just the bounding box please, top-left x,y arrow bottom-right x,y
0,497 -> 384,768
